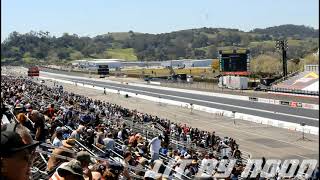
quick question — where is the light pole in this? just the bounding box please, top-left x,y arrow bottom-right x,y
275,40 -> 288,77
297,122 -> 312,141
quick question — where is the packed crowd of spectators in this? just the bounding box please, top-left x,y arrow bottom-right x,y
1,74 -> 319,180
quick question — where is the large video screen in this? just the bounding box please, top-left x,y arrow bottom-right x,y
219,49 -> 250,74
221,53 -> 248,72
97,65 -> 109,75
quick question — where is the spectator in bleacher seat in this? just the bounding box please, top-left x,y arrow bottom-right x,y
121,123 -> 129,141
149,135 -> 163,161
47,104 -> 55,118
13,104 -> 25,115
47,138 -> 76,172
233,146 -> 242,159
91,171 -> 102,180
76,151 -> 94,180
103,132 -> 115,151
122,151 -> 132,180
103,161 -> 124,180
50,159 -> 84,180
82,128 -> 95,149
1,123 -> 40,180
52,127 -> 64,147
70,124 -> 85,141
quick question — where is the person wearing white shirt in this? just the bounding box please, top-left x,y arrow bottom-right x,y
52,130 -> 63,147
148,135 -> 162,161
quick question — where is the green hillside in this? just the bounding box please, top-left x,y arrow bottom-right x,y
106,48 -> 138,61
1,24 -> 318,66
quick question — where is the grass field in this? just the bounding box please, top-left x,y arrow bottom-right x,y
106,48 -> 138,61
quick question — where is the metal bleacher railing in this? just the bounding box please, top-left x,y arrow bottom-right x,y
268,87 -> 319,96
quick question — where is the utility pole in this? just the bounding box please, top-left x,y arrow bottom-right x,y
275,40 -> 288,77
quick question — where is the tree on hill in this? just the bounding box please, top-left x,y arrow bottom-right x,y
303,54 -> 319,65
250,55 -> 282,76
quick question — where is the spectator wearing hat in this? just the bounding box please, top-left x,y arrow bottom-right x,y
49,159 -> 84,180
76,151 -> 94,180
13,104 -> 25,115
47,138 -> 76,172
1,123 -> 40,180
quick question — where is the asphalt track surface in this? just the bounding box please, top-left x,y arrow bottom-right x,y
41,71 -> 319,127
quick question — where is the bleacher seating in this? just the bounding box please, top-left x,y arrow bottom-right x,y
272,68 -> 319,94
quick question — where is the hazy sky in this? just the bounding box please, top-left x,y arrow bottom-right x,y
1,0 -> 319,41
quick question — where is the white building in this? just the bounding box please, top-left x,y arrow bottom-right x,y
160,59 -> 213,68
72,59 -> 123,69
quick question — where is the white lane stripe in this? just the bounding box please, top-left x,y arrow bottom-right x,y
73,78 -> 319,122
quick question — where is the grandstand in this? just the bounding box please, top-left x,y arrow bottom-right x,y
1,75 -> 249,179
271,65 -> 319,95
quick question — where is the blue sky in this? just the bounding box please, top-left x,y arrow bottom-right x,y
1,0 -> 318,41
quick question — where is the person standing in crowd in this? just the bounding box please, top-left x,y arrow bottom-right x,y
1,123 -> 40,180
29,110 -> 46,142
16,112 -> 34,131
149,135 -> 163,161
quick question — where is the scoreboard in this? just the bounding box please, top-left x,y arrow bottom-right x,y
218,49 -> 250,75
97,65 -> 109,75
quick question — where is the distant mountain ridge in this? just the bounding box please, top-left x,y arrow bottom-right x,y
250,24 -> 318,39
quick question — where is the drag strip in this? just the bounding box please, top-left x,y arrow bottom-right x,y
41,72 -> 319,127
